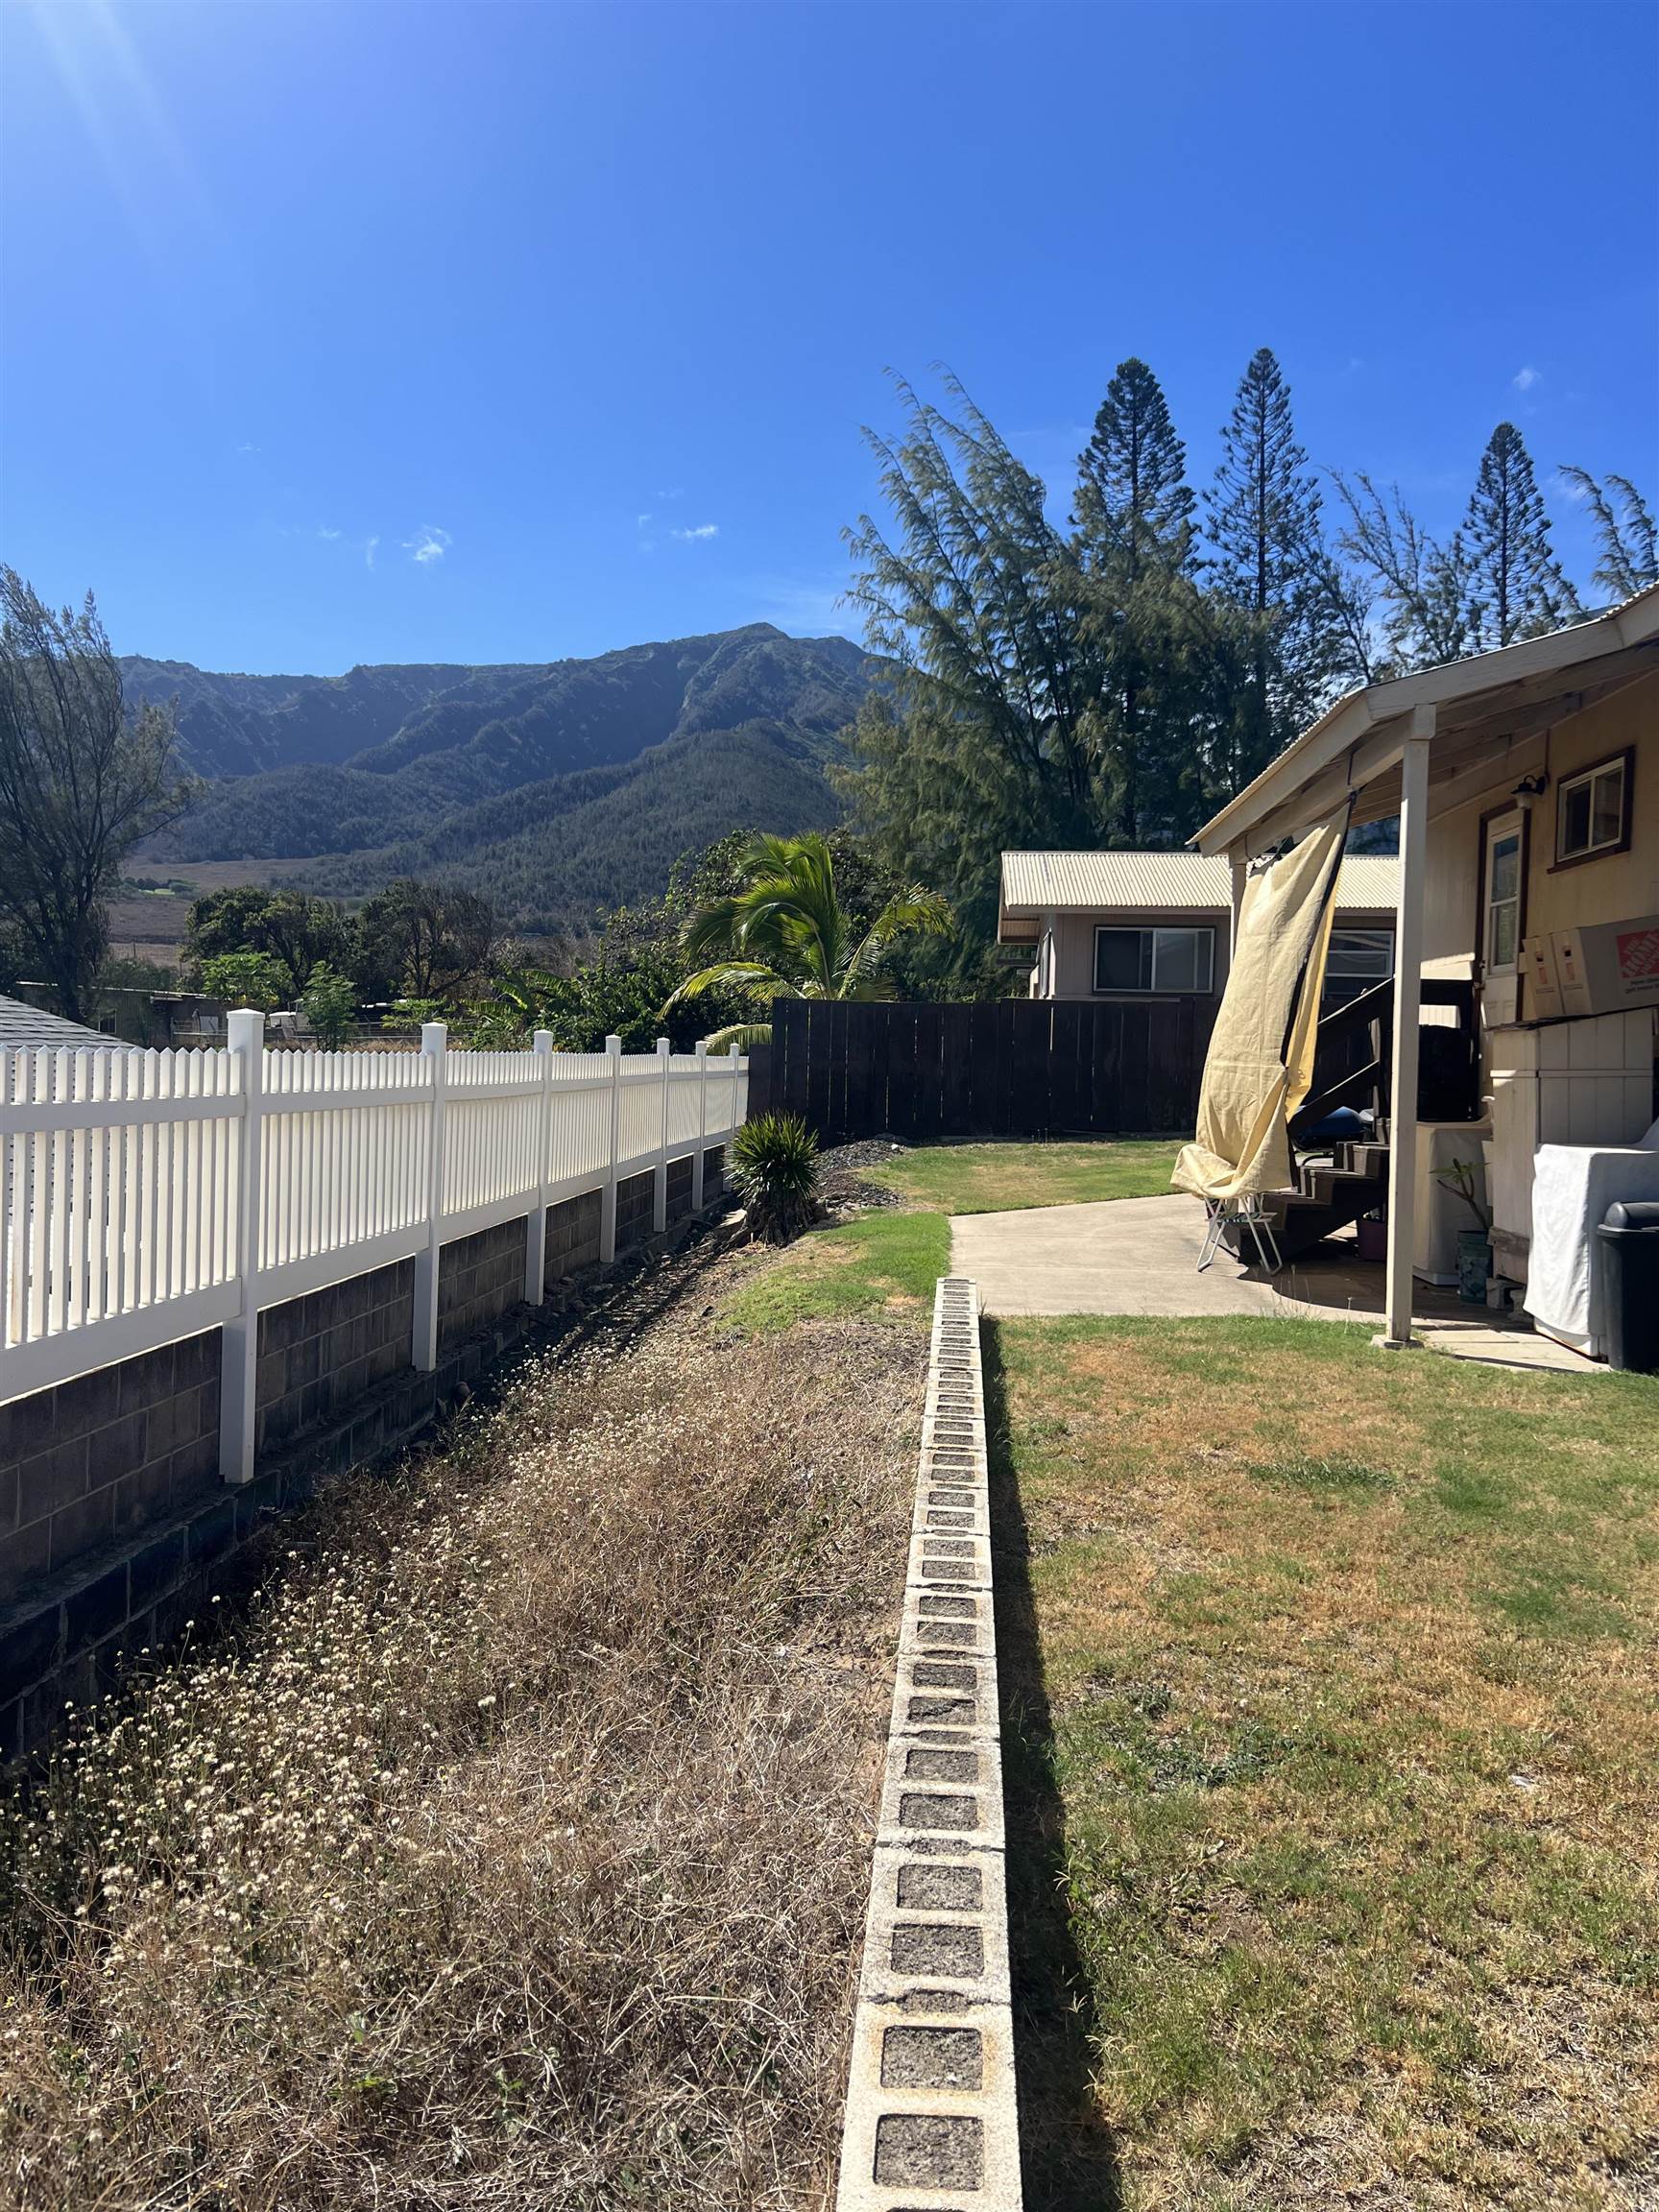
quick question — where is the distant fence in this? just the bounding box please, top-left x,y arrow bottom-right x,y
758,998 -> 1216,1144
0,1019 -> 749,1470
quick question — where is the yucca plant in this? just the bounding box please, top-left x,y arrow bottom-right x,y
730,1113 -> 821,1243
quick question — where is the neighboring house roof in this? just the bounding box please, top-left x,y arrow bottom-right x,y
1192,579 -> 1659,857
0,995 -> 124,1049
998,850 -> 1399,940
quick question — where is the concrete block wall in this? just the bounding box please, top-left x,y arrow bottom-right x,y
255,1261 -> 414,1456
615,1168 -> 656,1249
1,1173 -> 720,1762
0,1334 -> 220,1611
544,1188 -> 602,1289
666,1154 -> 694,1225
437,1219 -> 527,1353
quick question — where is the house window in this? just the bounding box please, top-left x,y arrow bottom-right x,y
1325,928 -> 1394,983
1555,752 -> 1630,864
1094,925 -> 1214,995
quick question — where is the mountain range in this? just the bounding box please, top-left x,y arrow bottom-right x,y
132,625 -> 876,932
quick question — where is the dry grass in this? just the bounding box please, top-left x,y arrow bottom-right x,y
0,1290 -> 921,2211
995,1315 -> 1659,2211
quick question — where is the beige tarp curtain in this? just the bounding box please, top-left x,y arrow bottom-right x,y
1172,815 -> 1348,1205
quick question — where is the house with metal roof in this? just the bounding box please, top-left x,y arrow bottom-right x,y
1186,580 -> 1659,1357
998,848 -> 1400,1007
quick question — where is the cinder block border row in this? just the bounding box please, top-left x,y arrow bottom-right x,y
835,1276 -> 1022,2211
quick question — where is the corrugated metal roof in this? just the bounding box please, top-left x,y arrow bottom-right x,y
999,849 -> 1399,922
0,995 -> 125,1048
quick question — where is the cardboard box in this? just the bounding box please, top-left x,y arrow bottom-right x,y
1554,914 -> 1659,1019
1521,933 -> 1563,1021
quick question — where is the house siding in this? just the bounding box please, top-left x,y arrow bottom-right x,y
1040,902 -> 1396,1004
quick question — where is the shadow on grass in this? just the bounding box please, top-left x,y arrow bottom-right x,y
980,1317 -> 1125,2209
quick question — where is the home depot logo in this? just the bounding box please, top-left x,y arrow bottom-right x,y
1617,926 -> 1659,985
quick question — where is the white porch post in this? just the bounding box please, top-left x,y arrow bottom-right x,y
1381,706 -> 1434,1349
219,1007 -> 264,1484
1228,850 -> 1248,957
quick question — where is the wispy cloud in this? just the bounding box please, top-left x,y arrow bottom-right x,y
636,511 -> 718,552
1554,469 -> 1590,503
234,441 -> 260,455
317,524 -> 342,541
403,524 -> 451,566
365,535 -> 380,570
1512,364 -> 1542,393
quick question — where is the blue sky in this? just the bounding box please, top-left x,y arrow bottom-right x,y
2,0 -> 1655,675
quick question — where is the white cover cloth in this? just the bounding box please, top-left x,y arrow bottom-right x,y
1525,1143 -> 1659,1356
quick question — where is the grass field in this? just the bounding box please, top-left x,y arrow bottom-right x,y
722,1209 -> 951,1333
870,1139 -> 1181,1215
721,1140 -> 1179,1334
993,1313 -> 1659,2210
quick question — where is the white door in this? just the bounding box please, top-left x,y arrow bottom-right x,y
1482,811 -> 1524,1025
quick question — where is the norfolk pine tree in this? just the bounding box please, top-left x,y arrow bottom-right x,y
1071,358 -> 1207,842
1461,422 -> 1575,648
1205,348 -> 1334,786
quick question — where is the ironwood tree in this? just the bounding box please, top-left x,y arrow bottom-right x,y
0,568 -> 196,1023
1557,467 -> 1658,604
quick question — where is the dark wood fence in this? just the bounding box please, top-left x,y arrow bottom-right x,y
757,998 -> 1217,1144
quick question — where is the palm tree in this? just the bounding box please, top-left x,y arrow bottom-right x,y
663,832 -> 951,1050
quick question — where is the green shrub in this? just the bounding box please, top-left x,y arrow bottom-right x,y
730,1114 -> 821,1243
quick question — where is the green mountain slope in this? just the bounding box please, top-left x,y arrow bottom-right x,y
300,719 -> 846,931
134,624 -> 874,928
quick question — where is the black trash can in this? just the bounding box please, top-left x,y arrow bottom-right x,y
1596,1201 -> 1659,1374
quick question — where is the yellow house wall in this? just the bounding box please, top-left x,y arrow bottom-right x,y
1422,668 -> 1659,972
1525,672 -> 1659,938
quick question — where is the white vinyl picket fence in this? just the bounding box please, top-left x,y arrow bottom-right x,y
0,1013 -> 749,1475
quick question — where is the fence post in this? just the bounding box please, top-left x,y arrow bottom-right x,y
524,1028 -> 553,1306
219,1006 -> 264,1485
599,1034 -> 622,1263
691,1040 -> 708,1211
652,1035 -> 670,1233
412,1022 -> 447,1371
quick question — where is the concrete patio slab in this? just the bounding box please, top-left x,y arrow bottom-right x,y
950,1194 -> 1601,1377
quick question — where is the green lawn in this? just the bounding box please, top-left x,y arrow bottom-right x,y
993,1313 -> 1659,2210
869,1138 -> 1180,1215
721,1209 -> 952,1334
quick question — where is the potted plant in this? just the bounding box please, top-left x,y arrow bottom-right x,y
1435,1158 -> 1493,1302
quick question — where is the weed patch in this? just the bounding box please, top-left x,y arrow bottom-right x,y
0,1290 -> 922,2209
